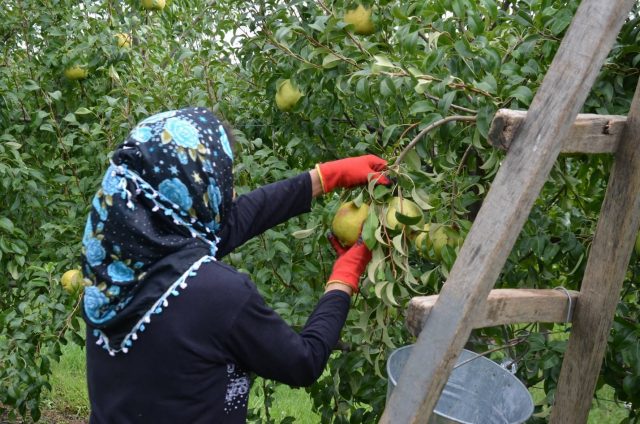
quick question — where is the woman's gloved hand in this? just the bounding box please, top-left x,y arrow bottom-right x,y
315,154 -> 390,193
326,233 -> 372,294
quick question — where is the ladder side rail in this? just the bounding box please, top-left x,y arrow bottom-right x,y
550,76 -> 640,423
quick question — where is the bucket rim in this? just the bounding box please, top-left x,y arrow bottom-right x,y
386,344 -> 534,424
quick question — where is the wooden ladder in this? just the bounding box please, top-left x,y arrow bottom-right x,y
381,1 -> 639,423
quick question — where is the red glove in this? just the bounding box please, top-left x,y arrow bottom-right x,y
327,233 -> 372,294
316,154 -> 390,193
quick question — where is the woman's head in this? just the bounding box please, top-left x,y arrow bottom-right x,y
113,108 -> 234,228
81,107 -> 235,353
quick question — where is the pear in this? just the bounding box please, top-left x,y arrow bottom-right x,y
115,33 -> 132,48
275,79 -> 303,111
331,201 -> 369,246
385,197 -> 422,230
344,4 -> 375,35
635,231 -> 640,256
64,66 -> 88,80
142,0 -> 165,10
429,225 -> 462,260
414,224 -> 431,258
61,269 -> 83,293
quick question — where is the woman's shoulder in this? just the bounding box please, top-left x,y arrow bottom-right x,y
188,259 -> 257,298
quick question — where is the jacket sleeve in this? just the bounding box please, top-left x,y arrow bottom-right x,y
215,172 -> 312,258
225,285 -> 351,387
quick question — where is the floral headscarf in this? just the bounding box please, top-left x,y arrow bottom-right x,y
81,107 -> 234,355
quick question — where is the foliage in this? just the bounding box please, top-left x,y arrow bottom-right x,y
1,0 -> 640,422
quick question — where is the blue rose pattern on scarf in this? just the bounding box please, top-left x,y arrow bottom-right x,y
102,165 -> 126,196
81,107 -> 234,355
159,178 -> 193,212
138,110 -> 177,125
131,126 -> 153,143
219,125 -> 233,159
165,117 -> 200,149
207,180 -> 222,215
92,195 -> 108,221
85,238 -> 106,266
84,286 -> 117,324
107,261 -> 135,283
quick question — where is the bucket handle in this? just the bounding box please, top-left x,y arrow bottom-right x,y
453,338 -> 525,369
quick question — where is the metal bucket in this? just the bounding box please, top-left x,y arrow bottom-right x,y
386,345 -> 534,424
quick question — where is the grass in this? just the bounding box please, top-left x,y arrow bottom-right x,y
529,384 -> 630,423
249,383 -> 320,422
42,341 -> 90,421
40,341 -> 321,423
33,341 -> 631,423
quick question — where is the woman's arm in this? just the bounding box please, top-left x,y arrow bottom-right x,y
226,286 -> 351,387
215,172 -> 313,258
216,155 -> 387,257
309,169 -> 324,198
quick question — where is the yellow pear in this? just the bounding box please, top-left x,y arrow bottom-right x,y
142,0 -> 165,10
385,197 -> 422,230
635,231 -> 640,256
64,66 -> 88,80
429,225 -> 462,260
344,4 -> 375,35
115,33 -> 132,48
414,224 -> 431,258
61,269 -> 83,293
331,201 -> 370,246
275,79 -> 303,111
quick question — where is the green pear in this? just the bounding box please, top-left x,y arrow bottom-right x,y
385,197 -> 422,230
344,4 -> 375,35
275,79 -> 303,111
429,224 -> 462,260
332,201 -> 369,246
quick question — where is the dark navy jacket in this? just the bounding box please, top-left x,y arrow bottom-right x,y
86,173 -> 351,423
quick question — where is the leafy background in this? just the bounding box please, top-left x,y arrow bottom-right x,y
1,0 -> 640,422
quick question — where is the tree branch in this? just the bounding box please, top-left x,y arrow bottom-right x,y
394,115 -> 477,166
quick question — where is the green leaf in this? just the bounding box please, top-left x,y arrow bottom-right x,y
367,247 -> 385,283
48,90 -> 62,101
454,39 -> 473,58
438,91 -> 456,113
476,105 -> 494,139
373,55 -> 396,69
39,123 -> 55,133
382,282 -> 399,307
411,188 -> 433,210
392,234 -> 406,255
291,228 -> 316,239
394,210 -> 422,226
75,107 -> 92,115
382,124 -> 399,146
510,86 -> 533,105
362,211 -> 379,250
0,217 -> 15,233
409,100 -> 433,116
322,53 -> 341,68
24,80 -> 40,91
63,113 -> 77,123
380,78 -> 396,97
373,281 -> 387,300
404,149 -> 421,171
549,9 -> 572,35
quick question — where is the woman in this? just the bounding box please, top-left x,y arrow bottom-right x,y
81,107 -> 388,423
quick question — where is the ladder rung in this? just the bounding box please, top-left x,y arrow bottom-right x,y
406,288 -> 579,335
489,109 -> 626,154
